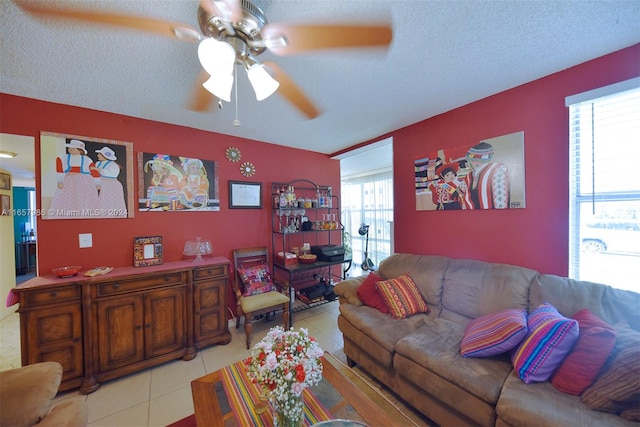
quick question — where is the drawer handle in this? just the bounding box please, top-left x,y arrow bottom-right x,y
207,269 -> 213,274
135,325 -> 142,330
164,277 -> 171,282
112,284 -> 120,290
49,291 -> 58,297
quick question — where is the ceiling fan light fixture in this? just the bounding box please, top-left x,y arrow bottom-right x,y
202,74 -> 234,102
246,63 -> 279,101
0,150 -> 17,159
197,37 -> 236,76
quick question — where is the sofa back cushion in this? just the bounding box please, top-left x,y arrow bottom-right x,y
530,274 -> 640,331
378,254 -> 449,312
441,259 -> 535,324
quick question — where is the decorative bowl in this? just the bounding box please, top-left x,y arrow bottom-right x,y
298,254 -> 317,264
52,265 -> 82,278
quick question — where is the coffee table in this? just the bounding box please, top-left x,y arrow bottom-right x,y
191,352 -> 421,427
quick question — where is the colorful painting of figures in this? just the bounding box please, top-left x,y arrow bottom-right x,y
415,131 -> 525,211
137,153 -> 220,212
40,132 -> 134,219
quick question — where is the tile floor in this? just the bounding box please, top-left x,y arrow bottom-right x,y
0,301 -> 344,427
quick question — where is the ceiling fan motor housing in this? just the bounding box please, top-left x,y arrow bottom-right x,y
198,0 -> 267,58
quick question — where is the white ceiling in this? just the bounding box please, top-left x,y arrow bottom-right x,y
1,0 -> 639,160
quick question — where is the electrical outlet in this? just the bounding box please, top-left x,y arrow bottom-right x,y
79,233 -> 92,248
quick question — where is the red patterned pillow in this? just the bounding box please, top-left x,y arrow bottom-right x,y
375,273 -> 429,319
551,309 -> 617,395
581,322 -> 640,421
237,264 -> 277,296
356,272 -> 389,314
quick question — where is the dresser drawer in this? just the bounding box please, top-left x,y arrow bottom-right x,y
25,286 -> 81,305
194,264 -> 228,280
96,272 -> 184,297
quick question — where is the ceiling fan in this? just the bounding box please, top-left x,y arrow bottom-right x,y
14,0 -> 393,119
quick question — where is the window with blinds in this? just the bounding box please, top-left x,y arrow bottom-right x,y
341,170 -> 393,276
567,78 -> 640,292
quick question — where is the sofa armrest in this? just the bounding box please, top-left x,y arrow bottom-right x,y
334,276 -> 367,306
36,397 -> 88,427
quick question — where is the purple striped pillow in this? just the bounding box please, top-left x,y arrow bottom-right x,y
461,308 -> 528,357
511,302 -> 579,384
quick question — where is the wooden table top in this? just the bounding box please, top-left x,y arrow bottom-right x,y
191,352 -> 420,427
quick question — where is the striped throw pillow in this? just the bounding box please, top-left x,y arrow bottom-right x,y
375,273 -> 428,319
461,308 -> 528,358
511,302 -> 579,384
581,322 -> 640,421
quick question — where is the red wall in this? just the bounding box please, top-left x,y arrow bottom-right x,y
0,96 -> 340,282
386,44 -> 640,276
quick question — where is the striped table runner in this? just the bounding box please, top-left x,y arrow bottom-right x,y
220,359 -> 333,426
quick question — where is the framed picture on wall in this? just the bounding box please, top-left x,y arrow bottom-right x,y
1,194 -> 10,215
0,172 -> 10,190
137,153 -> 220,212
415,131 -> 526,211
229,180 -> 262,209
133,236 -> 163,267
40,132 -> 135,219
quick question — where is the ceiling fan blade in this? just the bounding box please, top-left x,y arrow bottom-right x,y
187,71 -> 216,112
263,61 -> 319,119
262,24 -> 393,55
14,0 -> 200,41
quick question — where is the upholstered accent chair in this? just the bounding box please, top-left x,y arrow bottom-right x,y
232,246 -> 290,349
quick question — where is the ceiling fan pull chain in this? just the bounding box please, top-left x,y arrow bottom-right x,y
233,64 -> 241,127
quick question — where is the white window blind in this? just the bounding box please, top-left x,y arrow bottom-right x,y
567,79 -> 640,292
341,170 -> 393,275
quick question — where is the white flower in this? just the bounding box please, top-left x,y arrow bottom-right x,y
246,326 -> 324,422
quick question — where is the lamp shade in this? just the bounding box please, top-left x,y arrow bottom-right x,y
246,63 -> 280,101
197,38 -> 236,76
202,74 -> 234,102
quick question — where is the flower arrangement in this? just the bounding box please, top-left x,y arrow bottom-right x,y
246,326 -> 324,426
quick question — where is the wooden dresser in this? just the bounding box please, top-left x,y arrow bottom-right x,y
13,258 -> 232,394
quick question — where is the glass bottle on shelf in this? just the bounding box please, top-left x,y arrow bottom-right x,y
279,187 -> 287,208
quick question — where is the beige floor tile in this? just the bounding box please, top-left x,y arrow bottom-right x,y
88,401 -> 149,427
148,384 -> 194,427
149,354 -> 206,399
85,370 -> 151,423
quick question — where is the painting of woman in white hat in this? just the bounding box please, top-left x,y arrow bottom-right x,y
48,139 -> 101,217
178,157 -> 209,209
95,146 -> 127,217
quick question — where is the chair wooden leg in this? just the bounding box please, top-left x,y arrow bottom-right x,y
244,316 -> 253,350
283,304 -> 290,330
236,305 -> 243,330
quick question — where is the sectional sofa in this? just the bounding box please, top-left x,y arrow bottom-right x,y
334,253 -> 640,426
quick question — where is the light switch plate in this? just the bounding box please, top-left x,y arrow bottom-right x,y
79,233 -> 92,248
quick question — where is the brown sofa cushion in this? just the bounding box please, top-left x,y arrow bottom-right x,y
0,362 -> 62,427
395,318 -> 513,405
497,371 -> 636,427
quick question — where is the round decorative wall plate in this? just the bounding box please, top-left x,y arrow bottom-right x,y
240,162 -> 256,177
225,147 -> 241,162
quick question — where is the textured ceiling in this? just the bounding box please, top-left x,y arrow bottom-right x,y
1,0 -> 639,157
